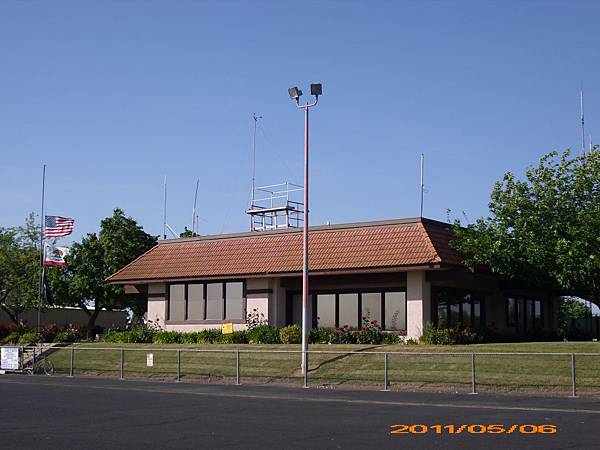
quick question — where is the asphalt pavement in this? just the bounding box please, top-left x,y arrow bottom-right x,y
1,375 -> 599,449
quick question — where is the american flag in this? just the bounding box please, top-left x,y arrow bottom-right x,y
45,215 -> 75,238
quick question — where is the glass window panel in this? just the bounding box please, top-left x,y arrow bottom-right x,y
317,294 -> 336,328
534,300 -> 542,328
462,293 -> 471,327
473,300 -> 481,329
206,283 -> 224,320
526,299 -> 535,330
187,284 -> 204,320
225,282 -> 244,320
292,294 -> 302,326
338,293 -> 359,328
385,292 -> 406,331
449,303 -> 460,327
437,301 -> 448,327
507,297 -> 516,326
361,293 -> 382,326
169,284 -> 185,321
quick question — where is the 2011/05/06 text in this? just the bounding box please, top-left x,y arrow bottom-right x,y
390,424 -> 558,435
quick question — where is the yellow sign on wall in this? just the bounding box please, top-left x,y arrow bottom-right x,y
222,322 -> 234,334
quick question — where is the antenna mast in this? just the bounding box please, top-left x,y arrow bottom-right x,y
192,179 -> 199,235
251,113 -> 262,205
420,153 -> 425,217
163,176 -> 167,240
581,87 -> 586,156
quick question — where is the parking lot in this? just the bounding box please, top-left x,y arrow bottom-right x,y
1,375 -> 599,449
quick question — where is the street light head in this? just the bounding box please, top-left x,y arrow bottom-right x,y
310,83 -> 322,97
288,86 -> 303,101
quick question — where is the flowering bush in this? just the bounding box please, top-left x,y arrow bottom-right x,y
246,309 -> 267,330
329,326 -> 357,344
420,323 -> 482,345
355,317 -> 383,344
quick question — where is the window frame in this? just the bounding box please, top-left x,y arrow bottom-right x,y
313,287 -> 407,331
431,287 -> 486,330
166,280 -> 247,324
505,295 -> 544,332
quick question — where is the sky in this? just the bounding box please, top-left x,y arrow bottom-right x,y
1,0 -> 599,243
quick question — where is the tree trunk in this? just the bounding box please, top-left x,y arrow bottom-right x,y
86,309 -> 101,340
0,304 -> 20,326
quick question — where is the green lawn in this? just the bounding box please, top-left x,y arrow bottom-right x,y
46,341 -> 600,393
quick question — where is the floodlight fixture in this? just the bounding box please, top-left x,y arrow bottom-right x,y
288,86 -> 303,101
310,83 -> 322,97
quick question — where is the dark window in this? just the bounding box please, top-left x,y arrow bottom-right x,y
506,297 -> 517,326
433,287 -> 485,329
187,284 -> 204,320
169,284 -> 186,321
312,290 -> 406,331
506,296 -> 543,331
167,281 -> 245,322
225,282 -> 244,320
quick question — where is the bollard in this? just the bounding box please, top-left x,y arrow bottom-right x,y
176,349 -> 181,382
570,353 -> 577,398
469,353 -> 477,395
303,352 -> 309,389
235,350 -> 240,386
120,348 -> 125,380
69,347 -> 74,377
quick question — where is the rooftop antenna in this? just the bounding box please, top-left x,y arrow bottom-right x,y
420,153 -> 425,217
163,176 -> 167,239
162,176 -> 179,239
192,179 -> 199,235
580,86 -> 586,156
251,113 -> 263,206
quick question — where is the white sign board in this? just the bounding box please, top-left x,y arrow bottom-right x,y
1,347 -> 20,370
146,353 -> 153,367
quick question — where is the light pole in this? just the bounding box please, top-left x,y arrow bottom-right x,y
288,83 -> 322,377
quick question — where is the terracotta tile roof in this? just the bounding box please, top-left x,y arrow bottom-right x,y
108,218 -> 464,283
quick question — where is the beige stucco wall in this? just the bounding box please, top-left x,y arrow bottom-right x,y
406,270 -> 431,339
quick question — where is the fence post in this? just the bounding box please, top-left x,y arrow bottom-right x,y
69,347 -> 74,377
120,348 -> 125,380
32,347 -> 36,375
469,353 -> 477,395
303,351 -> 309,389
235,350 -> 240,386
570,353 -> 577,398
176,349 -> 181,382
381,352 -> 390,391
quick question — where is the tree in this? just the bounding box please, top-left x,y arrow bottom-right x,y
47,209 -> 156,337
0,214 -> 40,325
451,149 -> 600,305
558,297 -> 592,338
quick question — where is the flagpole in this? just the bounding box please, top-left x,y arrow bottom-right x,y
37,164 -> 46,332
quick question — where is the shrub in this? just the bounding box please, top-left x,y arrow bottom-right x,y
19,331 -> 42,345
309,328 -> 331,344
180,332 -> 202,344
279,325 -> 302,344
329,326 -> 356,344
196,328 -> 222,344
1,331 -> 20,345
382,332 -> 404,345
0,323 -> 20,339
355,317 -> 383,344
153,331 -> 183,344
248,325 -> 280,344
53,329 -> 77,343
218,330 -> 249,344
102,325 -> 156,344
246,308 -> 267,330
420,323 -> 482,345
39,324 -> 61,343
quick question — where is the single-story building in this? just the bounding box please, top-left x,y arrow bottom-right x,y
107,217 -> 559,339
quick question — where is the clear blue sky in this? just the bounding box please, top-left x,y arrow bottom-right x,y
1,0 -> 599,243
